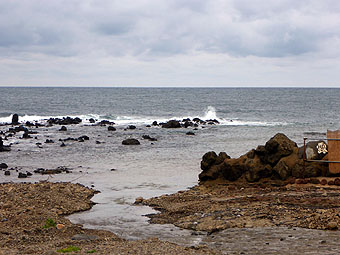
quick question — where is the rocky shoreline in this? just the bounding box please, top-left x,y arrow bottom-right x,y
143,178 -> 340,233
0,182 -> 216,255
139,133 -> 340,241
3,114 -> 340,253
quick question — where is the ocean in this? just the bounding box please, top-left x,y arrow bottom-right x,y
1,87 -> 340,246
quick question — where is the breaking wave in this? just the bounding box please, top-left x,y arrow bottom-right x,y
0,106 -> 287,127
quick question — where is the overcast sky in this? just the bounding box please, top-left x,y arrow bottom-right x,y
1,0 -> 340,87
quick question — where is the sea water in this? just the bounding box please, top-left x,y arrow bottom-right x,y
1,87 -> 340,250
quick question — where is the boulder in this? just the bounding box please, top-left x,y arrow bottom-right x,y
245,156 -> 272,182
108,126 -> 116,131
0,163 -> 8,169
18,172 -> 27,178
142,135 -> 157,141
161,120 -> 181,128
48,117 -> 82,125
199,152 -> 231,181
128,125 -> 136,130
59,126 -> 67,131
152,121 -> 158,126
4,170 -> 10,176
89,118 -> 96,123
186,131 -> 195,135
11,114 -> 19,125
256,133 -> 297,166
78,135 -> 89,141
184,121 -> 193,128
122,138 -> 140,145
221,157 -> 247,181
272,148 -> 300,180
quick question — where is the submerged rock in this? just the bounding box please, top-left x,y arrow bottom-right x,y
122,138 -> 140,145
0,163 -> 8,169
161,120 -> 181,128
108,126 -> 116,131
59,126 -> 67,131
142,135 -> 157,141
12,114 -> 19,125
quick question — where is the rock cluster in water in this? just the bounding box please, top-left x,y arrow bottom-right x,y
199,133 -> 329,182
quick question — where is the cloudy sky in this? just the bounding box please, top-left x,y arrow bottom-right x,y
0,0 -> 340,87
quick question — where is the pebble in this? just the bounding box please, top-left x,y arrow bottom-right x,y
56,224 -> 65,230
327,221 -> 338,230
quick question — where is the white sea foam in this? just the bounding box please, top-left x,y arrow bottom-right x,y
0,107 -> 287,127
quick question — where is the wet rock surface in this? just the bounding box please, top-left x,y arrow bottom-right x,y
143,178 -> 340,252
122,138 -> 140,145
0,182 -> 215,255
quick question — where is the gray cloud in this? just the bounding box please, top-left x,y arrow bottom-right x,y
0,0 -> 340,86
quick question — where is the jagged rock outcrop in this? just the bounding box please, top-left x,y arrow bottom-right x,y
199,133 -> 329,183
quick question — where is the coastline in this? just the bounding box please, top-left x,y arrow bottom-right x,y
0,181 -> 216,255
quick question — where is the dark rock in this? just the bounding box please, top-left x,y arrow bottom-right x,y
0,163 -> 8,169
246,149 -> 256,159
199,152 -> 231,181
108,126 -> 116,131
78,135 -> 89,141
193,118 -> 203,123
89,118 -> 96,123
25,121 -> 34,127
257,133 -> 297,166
98,120 -> 115,126
186,131 -> 195,135
128,125 -> 136,130
122,138 -> 140,145
161,120 -> 181,128
60,142 -> 66,147
152,121 -> 158,126
321,179 -> 327,185
59,126 -> 67,131
22,129 -> 31,139
142,135 -> 157,141
334,178 -> 340,186
206,119 -> 220,124
18,172 -> 27,178
221,158 -> 246,181
34,166 -> 70,175
26,171 -> 33,176
273,149 -> 300,180
328,180 -> 335,185
12,114 -> 19,125
59,137 -> 77,142
200,151 -> 218,171
48,117 -> 82,125
146,125 -> 151,128
245,157 -> 272,182
4,170 -> 10,176
184,121 -> 193,128
45,139 -> 54,144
